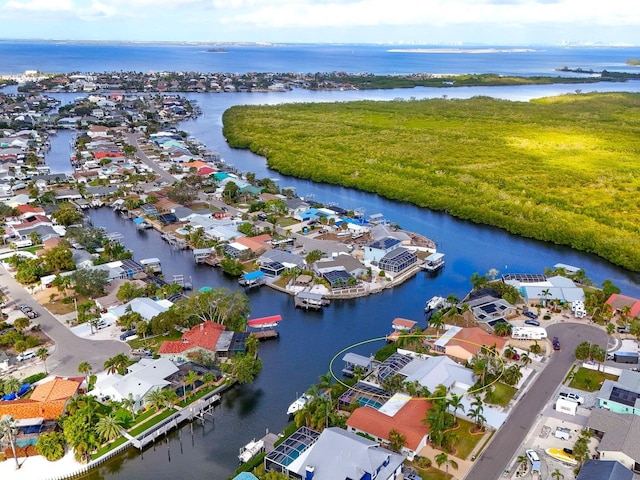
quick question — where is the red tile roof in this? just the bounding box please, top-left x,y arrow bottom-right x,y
30,377 -> 81,402
158,321 -> 225,354
449,327 -> 508,355
346,399 -> 431,451
0,377 -> 80,420
606,294 -> 640,318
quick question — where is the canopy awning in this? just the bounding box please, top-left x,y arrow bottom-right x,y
248,315 -> 282,328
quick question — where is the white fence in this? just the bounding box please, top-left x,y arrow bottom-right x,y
582,361 -> 623,376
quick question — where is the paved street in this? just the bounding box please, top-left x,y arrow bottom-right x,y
467,322 -> 606,480
1,265 -> 129,377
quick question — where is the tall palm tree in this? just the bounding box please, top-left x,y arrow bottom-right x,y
387,428 -> 406,453
162,389 -> 179,408
4,378 -> 21,398
95,414 -> 123,442
120,394 -> 136,420
202,372 -> 216,387
0,415 -> 20,469
144,388 -> 167,412
78,361 -> 92,388
448,393 -> 465,425
36,347 -> 49,374
519,353 -> 532,367
184,370 -> 200,397
245,333 -> 259,358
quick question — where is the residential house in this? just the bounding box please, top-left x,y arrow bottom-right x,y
397,354 -> 476,394
314,254 -> 368,279
427,326 -> 509,362
158,321 -> 226,363
502,273 -> 585,305
0,376 -> 81,421
363,237 -> 402,262
598,370 -> 640,416
464,287 -> 517,327
95,278 -> 147,311
265,426 -> 404,480
90,357 -> 179,411
588,408 -> 640,473
346,394 -> 431,459
104,297 -> 172,323
606,294 -> 640,320
575,460 -> 633,480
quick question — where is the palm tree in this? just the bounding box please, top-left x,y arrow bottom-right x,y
78,361 -> 92,388
448,393 -> 465,425
0,415 -> 20,469
516,454 -> 528,473
36,347 -> 49,374
162,389 -> 179,408
4,378 -> 21,398
120,394 -> 136,420
541,288 -> 551,307
519,352 -> 532,367
245,333 -> 259,358
387,428 -> 405,453
551,469 -> 564,480
184,370 -> 200,397
202,372 -> 216,387
429,311 -> 445,335
104,353 -> 130,375
95,414 -> 123,442
144,388 -> 167,412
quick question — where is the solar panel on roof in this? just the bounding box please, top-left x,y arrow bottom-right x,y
502,273 -> 547,283
610,386 -> 640,407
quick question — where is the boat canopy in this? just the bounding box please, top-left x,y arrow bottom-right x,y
248,315 -> 282,327
243,271 -> 265,281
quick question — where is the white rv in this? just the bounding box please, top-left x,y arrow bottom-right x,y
511,326 -> 547,340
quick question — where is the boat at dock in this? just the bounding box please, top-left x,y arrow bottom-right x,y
247,315 -> 282,340
238,438 -> 264,463
425,295 -> 448,312
287,393 -> 313,415
239,271 -> 266,288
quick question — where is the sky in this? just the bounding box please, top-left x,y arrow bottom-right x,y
0,0 -> 639,45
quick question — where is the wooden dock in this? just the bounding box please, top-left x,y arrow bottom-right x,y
251,330 -> 279,340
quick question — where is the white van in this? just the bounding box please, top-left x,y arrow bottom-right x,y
17,350 -> 36,362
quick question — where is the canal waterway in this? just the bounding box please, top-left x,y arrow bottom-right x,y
36,83 -> 640,480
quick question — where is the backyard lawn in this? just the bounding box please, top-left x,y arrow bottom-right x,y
452,418 -> 485,459
486,382 -> 517,407
569,367 -> 619,392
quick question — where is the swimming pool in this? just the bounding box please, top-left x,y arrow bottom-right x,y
15,437 -> 38,447
175,228 -> 189,235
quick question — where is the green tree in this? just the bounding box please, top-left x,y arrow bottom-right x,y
305,249 -> 324,264
42,245 -> 75,274
143,389 -> 166,412
36,431 -> 66,461
0,415 -> 20,469
602,279 -> 621,297
245,333 -> 259,358
95,414 -> 123,442
71,268 -> 109,297
551,469 -> 564,480
13,317 -> 30,333
229,353 -> 263,384
51,204 -> 84,226
220,257 -> 244,277
116,281 -> 145,303
387,428 -> 405,453
36,347 -> 49,374
493,321 -> 512,337
103,353 -> 130,375
162,389 -> 179,408
184,370 -> 200,397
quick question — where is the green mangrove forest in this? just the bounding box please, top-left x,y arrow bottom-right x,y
222,93 -> 640,272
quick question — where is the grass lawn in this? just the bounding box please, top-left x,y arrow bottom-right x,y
411,466 -> 453,480
128,330 -> 182,351
569,367 -> 619,392
451,418 -> 485,459
486,382 -> 517,407
278,217 -> 299,228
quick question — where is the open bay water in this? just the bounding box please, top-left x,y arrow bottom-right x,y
3,42 -> 640,479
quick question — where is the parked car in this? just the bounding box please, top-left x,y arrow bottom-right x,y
552,336 -> 561,350
18,304 -> 32,313
16,350 -> 36,362
559,392 -> 584,405
524,319 -> 540,326
26,310 -> 40,319
523,310 -> 538,320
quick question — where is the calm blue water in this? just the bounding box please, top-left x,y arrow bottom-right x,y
4,42 -> 640,479
1,41 -> 640,76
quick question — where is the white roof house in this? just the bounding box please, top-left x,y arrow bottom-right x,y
105,297 -> 172,322
90,357 -> 178,411
399,355 -> 475,394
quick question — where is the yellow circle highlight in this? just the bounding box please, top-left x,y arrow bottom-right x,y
328,333 -> 509,402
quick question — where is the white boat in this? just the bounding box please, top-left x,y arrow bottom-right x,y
425,296 -> 446,312
287,393 -> 313,415
238,438 -> 264,463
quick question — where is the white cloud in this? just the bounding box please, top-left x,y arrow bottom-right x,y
5,0 -> 74,11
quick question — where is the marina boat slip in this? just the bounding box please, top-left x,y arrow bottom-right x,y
287,393 -> 313,416
247,315 -> 282,340
139,257 -> 162,273
424,295 -> 451,312
238,270 -> 266,288
294,291 -> 330,310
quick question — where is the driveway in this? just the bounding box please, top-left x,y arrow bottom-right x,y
1,265 -> 129,377
466,322 -> 606,480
